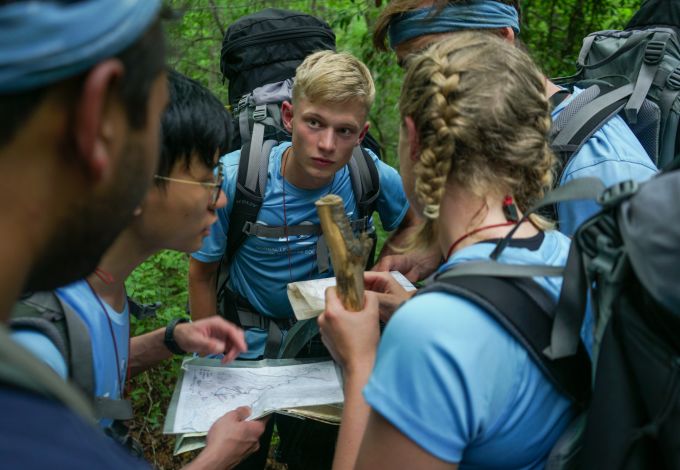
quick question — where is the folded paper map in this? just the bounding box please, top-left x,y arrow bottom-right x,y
287,271 -> 416,320
165,357 -> 344,455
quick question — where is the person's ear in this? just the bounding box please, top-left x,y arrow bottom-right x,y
404,116 -> 420,162
73,59 -> 125,182
498,26 -> 516,43
357,122 -> 370,146
281,101 -> 294,133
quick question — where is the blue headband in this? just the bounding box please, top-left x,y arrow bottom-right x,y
0,0 -> 162,93
388,1 -> 520,49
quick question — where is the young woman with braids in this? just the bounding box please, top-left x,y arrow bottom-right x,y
318,32 -> 575,469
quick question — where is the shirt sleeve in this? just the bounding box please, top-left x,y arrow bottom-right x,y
11,330 -> 68,379
557,113 -> 657,236
191,152 -> 240,263
363,292 -> 524,463
370,150 -> 409,231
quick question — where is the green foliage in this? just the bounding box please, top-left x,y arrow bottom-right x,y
126,250 -> 189,336
126,251 -> 188,435
522,0 -> 644,77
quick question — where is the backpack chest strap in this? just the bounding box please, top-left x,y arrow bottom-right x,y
242,217 -> 371,274
242,217 -> 370,238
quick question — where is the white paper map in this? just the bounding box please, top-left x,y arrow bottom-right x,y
287,270 -> 416,320
172,360 -> 343,433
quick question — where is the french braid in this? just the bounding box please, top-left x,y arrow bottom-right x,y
398,31 -> 556,251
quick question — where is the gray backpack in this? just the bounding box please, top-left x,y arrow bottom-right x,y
552,0 -> 680,170
544,171 -> 680,469
9,292 -> 154,456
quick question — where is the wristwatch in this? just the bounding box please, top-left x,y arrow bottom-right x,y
164,318 -> 189,355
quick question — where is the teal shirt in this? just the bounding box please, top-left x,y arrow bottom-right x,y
364,231 -> 575,468
193,142 -> 409,357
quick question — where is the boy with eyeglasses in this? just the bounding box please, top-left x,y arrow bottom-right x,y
11,70 -> 266,467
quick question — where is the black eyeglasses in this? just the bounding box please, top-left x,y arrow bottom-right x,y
154,165 -> 224,206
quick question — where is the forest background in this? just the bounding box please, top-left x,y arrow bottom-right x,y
126,1 -> 642,468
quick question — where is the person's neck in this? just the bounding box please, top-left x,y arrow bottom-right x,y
281,146 -> 333,190
438,184 -> 538,259
545,77 -> 563,98
86,230 -> 155,312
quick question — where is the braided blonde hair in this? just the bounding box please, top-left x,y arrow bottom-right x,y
399,31 -> 555,250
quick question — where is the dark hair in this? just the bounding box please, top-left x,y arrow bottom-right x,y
372,0 -> 521,51
0,14 -> 166,146
157,69 -> 232,180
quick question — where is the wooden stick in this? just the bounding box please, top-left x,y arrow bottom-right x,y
316,194 -> 373,311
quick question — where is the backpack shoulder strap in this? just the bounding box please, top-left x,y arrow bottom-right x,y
220,109 -> 277,320
348,145 -> 380,221
11,294 -> 68,360
10,291 -> 133,421
624,30 -> 673,124
348,145 -> 381,266
550,84 -> 635,167
419,271 -> 591,407
0,323 -> 96,424
11,291 -> 95,397
225,128 -> 277,266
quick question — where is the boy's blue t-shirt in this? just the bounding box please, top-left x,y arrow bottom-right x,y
193,142 -> 408,316
363,231 -> 576,469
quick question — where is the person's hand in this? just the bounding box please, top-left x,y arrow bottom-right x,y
317,287 -> 380,373
364,271 -> 416,322
188,407 -> 268,470
372,247 -> 442,282
174,317 -> 247,363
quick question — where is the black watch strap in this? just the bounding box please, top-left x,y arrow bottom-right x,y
164,318 -> 189,355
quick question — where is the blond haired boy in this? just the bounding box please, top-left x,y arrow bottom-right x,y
189,50 -> 413,356
188,48 -> 414,470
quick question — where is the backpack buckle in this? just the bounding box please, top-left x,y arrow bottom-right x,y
128,299 -> 160,320
597,180 -> 639,208
242,220 -> 255,235
235,95 -> 249,113
252,104 -> 267,122
644,40 -> 666,64
667,67 -> 680,90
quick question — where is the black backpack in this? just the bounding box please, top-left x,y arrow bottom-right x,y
217,9 -> 383,318
541,171 -> 680,469
551,0 -> 680,170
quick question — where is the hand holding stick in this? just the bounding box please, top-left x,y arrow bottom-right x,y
316,194 -> 373,311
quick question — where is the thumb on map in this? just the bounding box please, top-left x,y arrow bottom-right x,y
233,406 -> 252,421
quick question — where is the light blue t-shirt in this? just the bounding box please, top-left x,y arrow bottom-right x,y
363,231 -> 575,468
193,142 -> 409,356
11,280 -> 130,428
554,88 -> 657,236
